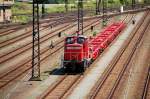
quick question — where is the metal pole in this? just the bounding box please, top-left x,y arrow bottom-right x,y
96,0 -> 98,15
102,0 -> 107,27
42,3 -> 45,18
3,0 -> 5,23
132,0 -> 135,9
30,0 -> 41,81
98,0 -> 102,14
65,0 -> 68,12
78,0 -> 80,35
78,0 -> 83,35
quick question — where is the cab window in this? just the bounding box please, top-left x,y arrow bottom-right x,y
66,37 -> 74,44
77,37 -> 85,44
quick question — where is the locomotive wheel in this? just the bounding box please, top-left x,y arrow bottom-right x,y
81,66 -> 85,72
77,63 -> 84,73
64,63 -> 72,73
76,65 -> 82,73
72,64 -> 76,72
64,67 -> 70,73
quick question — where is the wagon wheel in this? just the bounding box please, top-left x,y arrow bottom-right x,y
99,48 -> 104,53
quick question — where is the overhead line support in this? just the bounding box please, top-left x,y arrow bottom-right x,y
78,0 -> 84,35
102,0 -> 108,26
30,0 -> 41,81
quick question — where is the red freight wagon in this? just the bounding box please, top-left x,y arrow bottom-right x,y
62,22 -> 126,72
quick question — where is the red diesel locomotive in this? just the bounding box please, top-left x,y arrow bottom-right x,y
62,22 -> 126,72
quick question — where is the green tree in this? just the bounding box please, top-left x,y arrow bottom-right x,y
119,0 -> 124,5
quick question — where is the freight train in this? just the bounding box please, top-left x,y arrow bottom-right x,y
62,22 -> 126,72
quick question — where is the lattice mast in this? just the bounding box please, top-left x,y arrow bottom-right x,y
102,0 -> 108,26
96,0 -> 98,15
2,1 -> 6,22
31,0 -> 41,80
132,0 -> 136,9
42,3 -> 45,18
96,0 -> 102,15
78,0 -> 84,35
65,0 -> 68,12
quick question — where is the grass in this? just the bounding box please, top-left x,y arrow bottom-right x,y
12,2 -> 32,15
11,2 -> 32,23
11,1 -> 146,23
12,15 -> 31,24
12,0 -> 146,15
45,4 -> 66,13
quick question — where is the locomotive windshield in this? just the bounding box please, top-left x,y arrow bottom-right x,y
66,37 -> 74,44
77,37 -> 85,44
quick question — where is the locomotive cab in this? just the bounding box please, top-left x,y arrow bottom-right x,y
63,35 -> 90,72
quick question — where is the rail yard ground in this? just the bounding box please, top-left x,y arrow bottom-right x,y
0,8 -> 150,99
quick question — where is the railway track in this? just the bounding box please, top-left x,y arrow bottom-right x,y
0,11 -> 139,91
28,16 -> 131,99
0,9 -> 103,47
38,75 -> 82,99
142,66 -> 150,99
0,23 -> 75,62
35,14 -> 131,99
1,11 -> 142,98
0,12 -> 133,92
0,9 -> 94,35
0,13 -> 79,38
1,8 -> 148,48
0,14 -> 105,59
0,15 -> 76,39
0,25 -> 28,36
0,11 -> 136,64
89,11 -> 150,99
0,16 -> 107,89
0,7 -> 149,99
1,7 -> 148,37
0,17 -> 100,65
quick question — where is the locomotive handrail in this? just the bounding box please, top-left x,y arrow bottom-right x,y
64,52 -> 89,61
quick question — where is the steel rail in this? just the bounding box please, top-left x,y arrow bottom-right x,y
107,15 -> 150,99
0,16 -> 105,89
142,66 -> 150,99
40,75 -> 81,99
0,16 -> 76,45
0,14 -> 77,36
89,11 -> 149,99
0,17 -> 100,65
